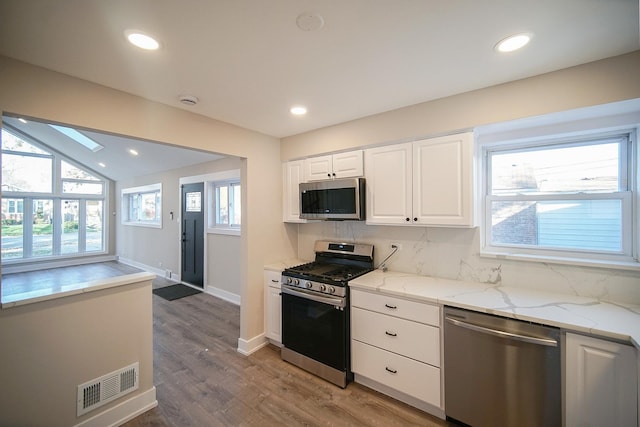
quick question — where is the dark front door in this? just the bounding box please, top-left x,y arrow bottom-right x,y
181,183 -> 204,287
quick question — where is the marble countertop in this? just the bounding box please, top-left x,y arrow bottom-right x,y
1,272 -> 156,309
349,269 -> 640,349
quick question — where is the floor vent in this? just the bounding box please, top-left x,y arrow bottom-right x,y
77,362 -> 139,417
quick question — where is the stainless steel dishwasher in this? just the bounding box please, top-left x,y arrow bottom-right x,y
444,306 -> 561,427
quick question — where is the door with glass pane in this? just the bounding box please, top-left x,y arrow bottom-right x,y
181,183 -> 204,287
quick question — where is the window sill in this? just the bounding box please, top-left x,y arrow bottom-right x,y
480,250 -> 640,272
207,227 -> 240,236
121,221 -> 161,229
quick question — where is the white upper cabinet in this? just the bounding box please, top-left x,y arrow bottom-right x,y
365,132 -> 475,227
364,142 -> 413,224
282,160 -> 307,223
305,150 -> 364,181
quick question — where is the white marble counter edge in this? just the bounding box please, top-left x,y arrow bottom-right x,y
349,270 -> 640,350
1,272 -> 156,309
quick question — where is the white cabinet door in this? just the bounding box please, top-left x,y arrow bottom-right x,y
264,270 -> 282,343
305,150 -> 364,181
364,143 -> 413,225
332,150 -> 363,178
304,155 -> 334,181
565,333 -> 638,427
364,133 -> 475,227
413,133 -> 474,226
282,160 -> 308,223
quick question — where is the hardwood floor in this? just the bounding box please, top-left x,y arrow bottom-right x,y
124,278 -> 452,427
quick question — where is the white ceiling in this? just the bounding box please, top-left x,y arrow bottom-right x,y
0,0 -> 638,140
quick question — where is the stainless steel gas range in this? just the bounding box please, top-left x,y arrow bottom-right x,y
280,241 -> 374,388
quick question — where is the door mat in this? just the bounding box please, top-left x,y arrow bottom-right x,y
152,284 -> 202,301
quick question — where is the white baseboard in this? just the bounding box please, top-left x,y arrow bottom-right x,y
237,334 -> 268,356
117,258 -> 165,277
205,285 -> 241,305
74,387 -> 157,427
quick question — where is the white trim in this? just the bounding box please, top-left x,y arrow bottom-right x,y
237,334 -> 268,356
205,285 -> 241,305
73,387 -> 157,427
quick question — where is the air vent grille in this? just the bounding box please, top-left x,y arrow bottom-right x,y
77,362 -> 139,417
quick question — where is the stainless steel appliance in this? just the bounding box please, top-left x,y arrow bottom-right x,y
281,241 -> 374,388
299,177 -> 365,220
444,306 -> 561,427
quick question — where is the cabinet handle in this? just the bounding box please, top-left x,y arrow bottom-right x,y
384,304 -> 397,309
271,279 -> 279,283
413,217 -> 418,222
385,367 -> 397,374
327,173 -> 332,177
385,331 -> 397,337
405,217 -> 410,222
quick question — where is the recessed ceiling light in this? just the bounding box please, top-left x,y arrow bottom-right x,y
290,106 -> 308,116
125,30 -> 160,50
98,162 -> 106,168
18,118 -> 27,124
495,33 -> 532,53
128,149 -> 139,156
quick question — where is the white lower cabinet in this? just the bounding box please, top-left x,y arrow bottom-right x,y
264,269 -> 282,343
565,332 -> 638,427
350,289 -> 442,415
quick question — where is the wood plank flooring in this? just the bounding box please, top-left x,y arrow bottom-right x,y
124,277 -> 452,427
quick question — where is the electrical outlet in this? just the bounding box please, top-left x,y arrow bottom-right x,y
165,269 -> 172,279
390,243 -> 402,250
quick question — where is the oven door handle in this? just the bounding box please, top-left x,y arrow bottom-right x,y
282,285 -> 346,308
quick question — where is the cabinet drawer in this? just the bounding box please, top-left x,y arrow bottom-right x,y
352,307 -> 440,366
352,340 -> 441,407
264,270 -> 281,289
351,289 -> 439,326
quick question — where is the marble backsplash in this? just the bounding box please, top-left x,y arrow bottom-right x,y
297,222 -> 640,305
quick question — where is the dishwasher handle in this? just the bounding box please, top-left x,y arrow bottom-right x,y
445,316 -> 558,347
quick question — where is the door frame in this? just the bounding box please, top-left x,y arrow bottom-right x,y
178,170 -> 240,291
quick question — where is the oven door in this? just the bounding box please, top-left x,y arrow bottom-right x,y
281,285 -> 348,372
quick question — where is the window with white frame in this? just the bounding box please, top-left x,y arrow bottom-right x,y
1,128 -> 107,261
213,180 -> 241,228
121,183 -> 162,228
482,131 -> 636,266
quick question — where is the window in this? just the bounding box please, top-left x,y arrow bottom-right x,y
121,183 -> 162,228
214,181 -> 241,228
483,131 -> 636,266
1,127 -> 107,262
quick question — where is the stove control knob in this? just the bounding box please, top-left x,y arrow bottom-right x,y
286,277 -> 292,284
305,281 -> 313,289
319,284 -> 327,292
328,286 -> 336,294
293,279 -> 299,286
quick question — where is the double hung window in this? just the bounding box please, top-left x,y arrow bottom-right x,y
483,131 -> 636,266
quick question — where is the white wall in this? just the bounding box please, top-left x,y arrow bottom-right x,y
0,55 -> 296,347
284,51 -> 640,305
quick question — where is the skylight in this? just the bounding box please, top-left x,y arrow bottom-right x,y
48,124 -> 104,152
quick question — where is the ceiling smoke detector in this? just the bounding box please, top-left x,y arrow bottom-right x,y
179,95 -> 199,106
296,13 -> 324,31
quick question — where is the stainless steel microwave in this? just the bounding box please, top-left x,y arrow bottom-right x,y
299,177 -> 365,220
